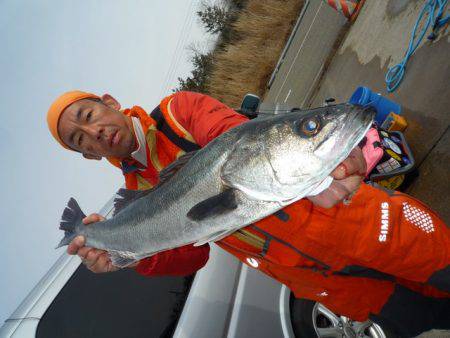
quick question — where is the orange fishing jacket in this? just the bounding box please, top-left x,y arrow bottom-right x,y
217,184 -> 450,321
110,91 -> 450,323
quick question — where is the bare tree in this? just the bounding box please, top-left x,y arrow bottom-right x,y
175,46 -> 214,93
197,0 -> 233,34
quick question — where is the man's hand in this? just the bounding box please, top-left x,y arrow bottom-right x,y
307,147 -> 367,208
67,213 -> 137,273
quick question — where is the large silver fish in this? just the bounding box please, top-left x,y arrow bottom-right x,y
57,103 -> 374,267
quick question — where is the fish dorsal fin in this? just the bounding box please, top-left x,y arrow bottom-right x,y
159,151 -> 197,184
112,152 -> 197,217
187,188 -> 238,221
113,188 -> 152,216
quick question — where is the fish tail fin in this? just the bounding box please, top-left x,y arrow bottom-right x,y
56,198 -> 86,248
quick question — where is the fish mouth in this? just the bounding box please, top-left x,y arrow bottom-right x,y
341,104 -> 375,140
314,104 -> 374,157
358,104 -> 376,124
339,104 -> 375,149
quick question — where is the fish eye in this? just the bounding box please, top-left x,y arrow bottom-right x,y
297,117 -> 321,137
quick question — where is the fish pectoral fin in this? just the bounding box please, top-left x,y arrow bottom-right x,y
194,229 -> 236,246
187,189 -> 238,221
108,250 -> 140,268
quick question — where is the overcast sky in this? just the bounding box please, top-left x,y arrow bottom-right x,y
0,0 -> 213,325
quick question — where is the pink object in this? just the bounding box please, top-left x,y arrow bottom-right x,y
361,128 -> 384,177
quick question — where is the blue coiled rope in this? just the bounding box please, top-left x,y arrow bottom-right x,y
385,0 -> 449,92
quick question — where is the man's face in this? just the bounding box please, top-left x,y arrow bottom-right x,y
58,96 -> 136,159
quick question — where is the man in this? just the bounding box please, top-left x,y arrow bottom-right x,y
47,90 -> 449,337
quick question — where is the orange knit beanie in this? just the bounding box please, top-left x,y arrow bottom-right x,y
47,90 -> 99,149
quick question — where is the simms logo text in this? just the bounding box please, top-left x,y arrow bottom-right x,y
379,202 -> 389,242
